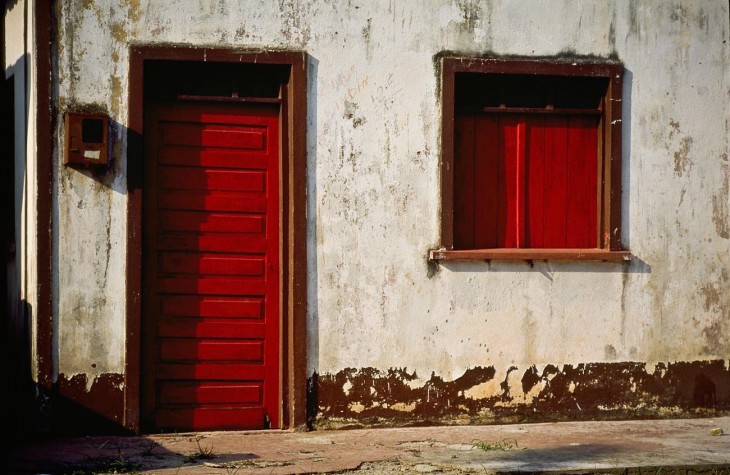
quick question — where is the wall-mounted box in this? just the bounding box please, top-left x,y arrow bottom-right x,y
64,112 -> 109,167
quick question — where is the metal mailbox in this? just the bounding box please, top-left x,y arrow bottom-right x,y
64,112 -> 109,167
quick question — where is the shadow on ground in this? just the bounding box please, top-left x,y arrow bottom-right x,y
8,435 -> 259,474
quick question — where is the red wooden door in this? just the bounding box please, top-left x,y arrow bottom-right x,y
143,103 -> 280,431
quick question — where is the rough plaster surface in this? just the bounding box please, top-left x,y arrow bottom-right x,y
49,0 -> 729,403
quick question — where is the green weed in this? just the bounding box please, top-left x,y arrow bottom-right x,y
183,435 -> 215,463
471,438 -> 520,451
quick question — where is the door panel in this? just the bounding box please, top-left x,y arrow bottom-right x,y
143,103 -> 280,431
159,382 -> 263,405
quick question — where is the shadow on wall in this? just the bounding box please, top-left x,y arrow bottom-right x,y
438,255 -> 651,276
5,301 -> 42,441
621,68 -> 633,250
4,48 -> 43,443
54,373 -> 130,436
306,54 -> 320,430
5,301 -> 130,438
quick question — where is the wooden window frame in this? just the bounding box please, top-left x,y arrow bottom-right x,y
432,56 -> 629,262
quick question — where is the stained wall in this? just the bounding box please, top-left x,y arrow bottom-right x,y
43,0 -> 730,429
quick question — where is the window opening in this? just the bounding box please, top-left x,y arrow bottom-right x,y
433,58 -> 628,261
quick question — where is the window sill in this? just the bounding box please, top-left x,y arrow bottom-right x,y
429,248 -> 631,262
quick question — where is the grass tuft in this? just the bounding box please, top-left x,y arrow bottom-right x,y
183,435 -> 215,463
471,438 -> 521,451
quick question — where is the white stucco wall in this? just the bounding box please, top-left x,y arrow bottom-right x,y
4,0 -> 26,310
52,0 -> 729,390
4,1 -> 25,70
53,1 -> 128,382
4,0 -> 40,378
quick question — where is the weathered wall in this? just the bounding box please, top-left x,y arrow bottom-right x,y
5,0 -> 52,437
49,0 -> 729,430
5,0 -> 27,328
4,0 -> 26,431
52,0 -> 130,428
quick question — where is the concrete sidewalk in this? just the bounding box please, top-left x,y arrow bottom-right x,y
7,416 -> 730,474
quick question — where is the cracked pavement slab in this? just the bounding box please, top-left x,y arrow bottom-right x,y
8,417 -> 730,474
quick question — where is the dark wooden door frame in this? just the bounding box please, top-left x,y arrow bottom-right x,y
127,46 -> 307,433
35,0 -> 54,393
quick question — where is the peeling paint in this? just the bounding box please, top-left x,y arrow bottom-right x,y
673,136 -> 694,177
124,0 -> 143,23
14,0 -> 729,434
279,0 -> 311,46
701,283 -> 721,312
110,76 -> 123,117
109,22 -> 128,44
712,162 -> 730,239
391,402 -> 416,412
310,361 -> 730,428
362,18 -> 373,62
56,373 -> 125,434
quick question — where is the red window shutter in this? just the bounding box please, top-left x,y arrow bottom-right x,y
454,114 -> 476,249
474,115 -> 499,248
565,116 -> 598,248
454,112 -> 599,249
525,116 -> 546,247
498,116 -> 521,248
541,116 -> 570,248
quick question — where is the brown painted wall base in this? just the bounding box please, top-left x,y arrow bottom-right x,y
309,360 -> 730,429
53,373 -> 128,435
34,361 -> 730,434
